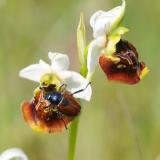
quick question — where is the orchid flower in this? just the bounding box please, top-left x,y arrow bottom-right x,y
19,52 -> 91,101
19,52 -> 91,133
87,0 -> 149,84
87,0 -> 126,79
0,148 -> 28,160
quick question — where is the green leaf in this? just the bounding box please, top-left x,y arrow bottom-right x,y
77,13 -> 86,66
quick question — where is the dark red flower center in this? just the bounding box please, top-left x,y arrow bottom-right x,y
99,39 -> 147,84
116,39 -> 140,70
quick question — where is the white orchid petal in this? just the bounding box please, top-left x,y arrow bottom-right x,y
48,52 -> 69,71
0,148 -> 28,160
59,71 -> 92,101
87,36 -> 106,79
39,59 -> 51,70
19,60 -> 51,82
19,52 -> 93,101
90,0 -> 126,38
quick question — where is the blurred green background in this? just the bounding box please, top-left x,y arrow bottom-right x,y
0,0 -> 160,159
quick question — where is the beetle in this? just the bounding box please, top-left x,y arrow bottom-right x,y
21,83 -> 90,133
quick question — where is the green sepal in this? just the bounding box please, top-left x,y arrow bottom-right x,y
77,13 -> 86,66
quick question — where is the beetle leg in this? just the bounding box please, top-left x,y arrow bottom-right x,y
56,111 -> 68,129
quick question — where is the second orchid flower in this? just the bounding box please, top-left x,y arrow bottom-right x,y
87,0 -> 149,84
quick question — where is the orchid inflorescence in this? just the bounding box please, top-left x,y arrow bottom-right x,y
19,0 -> 148,134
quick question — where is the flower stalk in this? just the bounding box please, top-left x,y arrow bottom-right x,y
67,65 -> 87,160
67,117 -> 79,160
67,13 -> 87,160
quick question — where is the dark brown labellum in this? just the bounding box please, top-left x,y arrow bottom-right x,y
21,84 -> 81,133
99,39 -> 148,84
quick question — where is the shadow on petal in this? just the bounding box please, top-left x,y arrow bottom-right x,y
99,39 -> 149,84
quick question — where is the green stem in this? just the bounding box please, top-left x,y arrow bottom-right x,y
67,117 -> 79,160
67,13 -> 87,160
67,68 -> 87,160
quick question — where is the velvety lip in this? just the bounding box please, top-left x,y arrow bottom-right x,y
99,39 -> 148,84
21,88 -> 81,133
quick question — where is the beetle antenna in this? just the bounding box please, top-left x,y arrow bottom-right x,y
71,82 -> 91,96
59,83 -> 67,94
